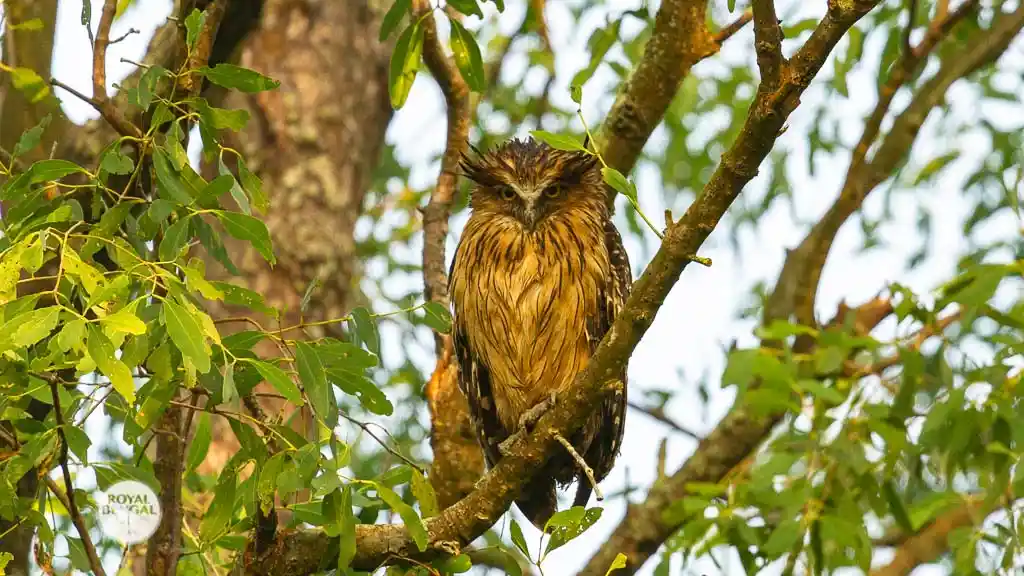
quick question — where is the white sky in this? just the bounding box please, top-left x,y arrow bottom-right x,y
25,0 -> 1024,574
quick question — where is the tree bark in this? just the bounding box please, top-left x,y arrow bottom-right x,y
197,0 -> 395,473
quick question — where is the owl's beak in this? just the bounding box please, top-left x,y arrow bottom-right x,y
523,204 -> 538,230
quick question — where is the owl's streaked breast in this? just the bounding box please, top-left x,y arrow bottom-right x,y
450,212 -> 610,433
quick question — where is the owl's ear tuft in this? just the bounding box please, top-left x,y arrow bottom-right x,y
560,151 -> 601,184
460,148 -> 497,186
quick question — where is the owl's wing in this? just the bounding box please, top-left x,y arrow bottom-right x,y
581,218 -> 632,482
448,257 -> 507,470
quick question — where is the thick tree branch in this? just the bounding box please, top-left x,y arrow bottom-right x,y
870,498 -> 986,576
773,0 -> 1018,329
580,2 -> 887,573
594,0 -> 716,174
245,2 -> 881,574
752,0 -> 785,89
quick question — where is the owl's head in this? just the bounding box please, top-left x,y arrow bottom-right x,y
460,137 -> 607,230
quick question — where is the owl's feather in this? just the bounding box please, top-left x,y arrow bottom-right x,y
449,137 -> 631,529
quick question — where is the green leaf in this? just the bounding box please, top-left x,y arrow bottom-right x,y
350,307 -> 380,356
163,300 -> 211,373
93,462 -> 160,491
222,363 -> 238,404
13,114 -> 51,158
187,412 -> 212,473
420,301 -> 452,333
101,305 -> 148,336
196,64 -> 280,92
184,8 -> 206,48
258,451 -> 288,511
198,174 -> 236,206
211,281 -> 276,316
152,148 -> 194,204
338,485 -> 357,568
449,18 -> 485,92
100,144 -> 135,175
410,469 -> 439,518
530,130 -> 588,153
28,159 -> 85,184
510,518 -> 530,559
602,166 -> 637,202
236,156 -> 268,213
883,480 -> 915,533
132,65 -> 169,110
3,306 -> 60,349
762,518 -> 803,556
214,211 -> 276,264
794,379 -> 844,405
388,19 -> 425,109
605,553 -> 628,575
193,99 -> 250,131
200,469 -> 237,542
295,341 -> 334,425
87,324 -> 136,404
65,536 -> 91,572
543,506 -> 602,554
380,0 -> 411,41
447,0 -> 483,17
62,426 -> 92,466
375,483 -> 428,551
249,360 -> 304,405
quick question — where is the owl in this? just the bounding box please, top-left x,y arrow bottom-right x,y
448,137 -> 631,529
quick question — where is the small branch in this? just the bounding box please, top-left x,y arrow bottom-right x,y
418,0 -> 471,319
92,0 -> 118,104
869,498 -> 987,576
555,433 -> 603,502
47,377 -> 107,576
848,308 -> 962,378
186,0 -> 229,96
627,401 -> 702,441
714,10 -> 753,45
340,412 -> 425,475
902,0 -> 920,56
752,0 -> 785,89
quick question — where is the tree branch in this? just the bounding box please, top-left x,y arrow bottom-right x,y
594,0 -> 717,174
772,0 -> 1017,329
752,0 -> 784,89
580,2 -> 888,573
627,401 -> 702,441
869,498 -> 987,576
245,2 -> 882,574
47,377 -> 107,576
412,0 -> 483,509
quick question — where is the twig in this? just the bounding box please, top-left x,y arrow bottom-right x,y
339,412 -> 425,475
848,308 -> 962,378
47,377 -> 107,576
627,401 -> 702,441
714,10 -> 753,45
92,0 -> 118,104
902,0 -> 920,56
752,0 -> 785,89
110,27 -> 140,45
555,433 -> 603,501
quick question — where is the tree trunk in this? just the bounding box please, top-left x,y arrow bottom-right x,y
197,0 -> 394,473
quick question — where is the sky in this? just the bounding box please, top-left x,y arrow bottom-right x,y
19,0 -> 1024,574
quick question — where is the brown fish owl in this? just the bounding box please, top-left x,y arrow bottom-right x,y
448,138 -> 631,529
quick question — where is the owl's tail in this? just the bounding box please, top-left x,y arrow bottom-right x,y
515,476 -> 557,530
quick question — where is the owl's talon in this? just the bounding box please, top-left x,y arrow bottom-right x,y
498,431 -> 523,457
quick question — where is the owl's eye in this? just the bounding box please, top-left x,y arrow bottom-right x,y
544,185 -> 561,198
498,186 -> 516,201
